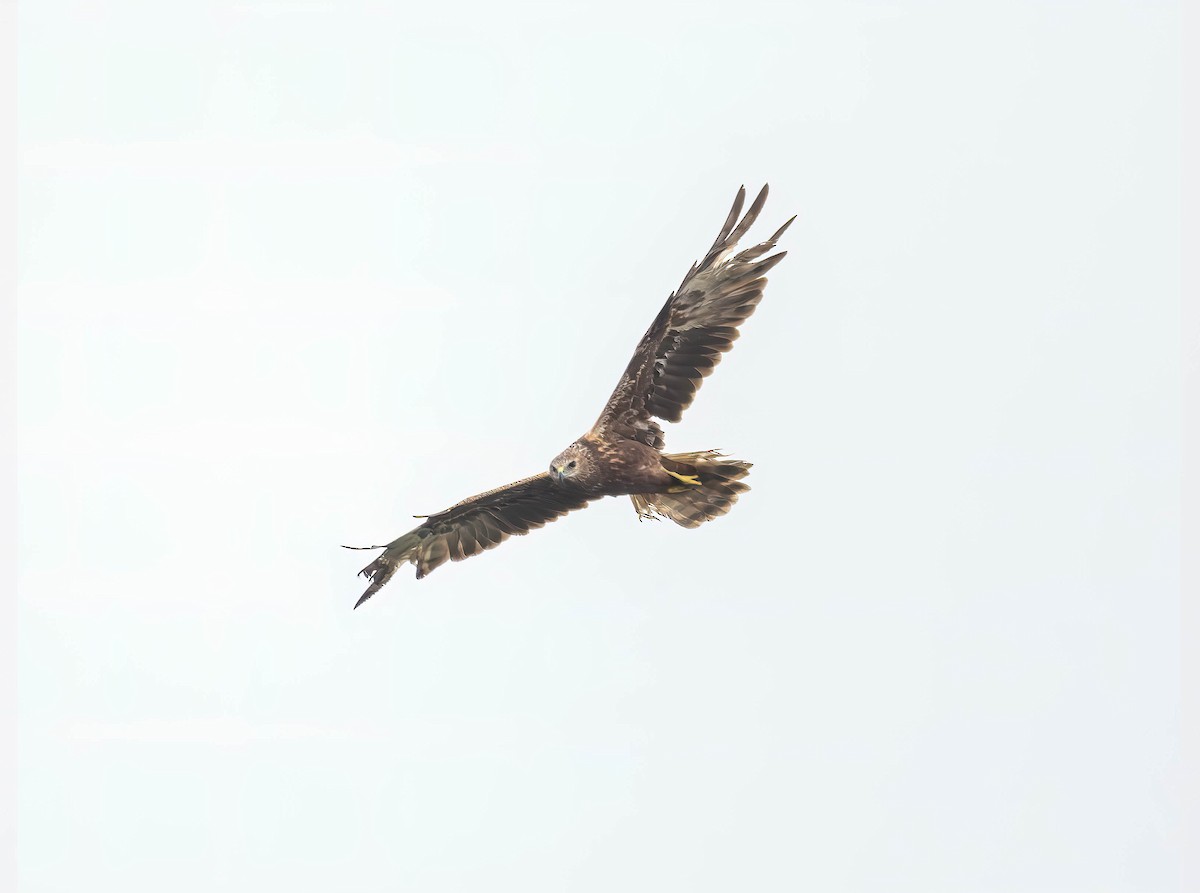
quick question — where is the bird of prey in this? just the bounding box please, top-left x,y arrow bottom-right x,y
346,185 -> 793,608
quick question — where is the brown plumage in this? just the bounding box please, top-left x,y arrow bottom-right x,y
346,185 -> 793,608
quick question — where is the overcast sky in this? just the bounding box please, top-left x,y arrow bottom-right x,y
17,1 -> 1183,890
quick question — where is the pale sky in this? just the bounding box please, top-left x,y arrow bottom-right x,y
17,1 -> 1183,890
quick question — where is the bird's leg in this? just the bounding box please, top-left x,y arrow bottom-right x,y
665,469 -> 702,486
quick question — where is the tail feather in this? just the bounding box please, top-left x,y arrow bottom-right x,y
632,450 -> 752,529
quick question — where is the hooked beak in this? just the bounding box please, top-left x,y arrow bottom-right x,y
551,465 -> 565,483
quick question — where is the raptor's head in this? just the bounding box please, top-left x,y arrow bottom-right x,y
549,442 -> 592,486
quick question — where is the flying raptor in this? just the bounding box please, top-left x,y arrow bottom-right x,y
346,185 -> 793,608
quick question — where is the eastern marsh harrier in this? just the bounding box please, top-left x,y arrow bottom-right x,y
347,185 -> 793,607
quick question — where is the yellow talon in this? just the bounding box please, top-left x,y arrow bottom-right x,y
666,469 -> 702,486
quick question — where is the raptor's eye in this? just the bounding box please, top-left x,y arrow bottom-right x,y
567,460 -> 577,469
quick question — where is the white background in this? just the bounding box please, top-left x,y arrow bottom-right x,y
17,1 -> 1183,890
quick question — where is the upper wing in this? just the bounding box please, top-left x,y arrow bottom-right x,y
346,473 -> 596,608
593,185 -> 794,448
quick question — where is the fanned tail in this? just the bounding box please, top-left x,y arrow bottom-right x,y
631,450 -> 752,529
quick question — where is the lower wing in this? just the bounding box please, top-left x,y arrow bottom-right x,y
345,472 -> 596,608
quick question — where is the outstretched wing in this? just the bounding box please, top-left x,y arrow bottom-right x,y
593,185 -> 794,448
346,473 -> 596,608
